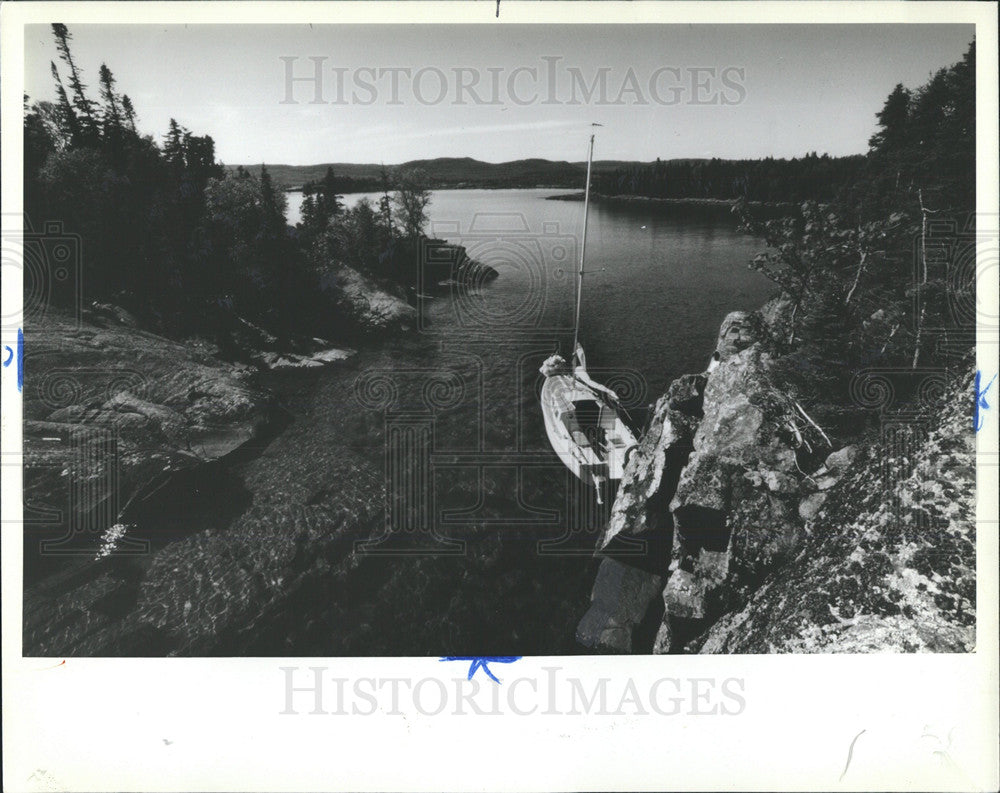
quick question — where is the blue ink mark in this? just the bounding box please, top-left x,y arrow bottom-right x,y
439,656 -> 521,684
974,370 -> 996,432
2,329 -> 23,392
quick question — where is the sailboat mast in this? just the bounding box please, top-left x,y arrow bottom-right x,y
572,132 -> 595,359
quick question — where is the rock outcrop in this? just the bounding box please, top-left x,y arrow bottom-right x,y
331,265 -> 419,332
582,302 -> 975,655
578,368 -> 701,652
420,239 -> 500,291
21,309 -> 272,650
667,343 -> 805,624
693,364 -> 975,653
318,241 -> 498,332
253,345 -> 355,370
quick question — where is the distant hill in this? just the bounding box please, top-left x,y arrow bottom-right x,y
229,158 -> 655,191
229,155 -> 846,199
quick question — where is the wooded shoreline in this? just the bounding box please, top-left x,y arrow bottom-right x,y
546,191 -> 796,210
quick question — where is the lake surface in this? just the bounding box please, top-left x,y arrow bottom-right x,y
288,188 -> 770,397
236,189 -> 775,655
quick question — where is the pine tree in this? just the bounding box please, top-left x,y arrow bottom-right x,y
163,118 -> 187,167
868,83 -> 912,153
300,193 -> 318,233
98,64 -> 122,136
121,95 -> 137,133
184,134 -> 222,185
51,23 -> 98,143
50,61 -> 80,145
319,166 -> 343,219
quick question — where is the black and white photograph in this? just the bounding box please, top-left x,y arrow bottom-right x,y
3,2 -> 998,791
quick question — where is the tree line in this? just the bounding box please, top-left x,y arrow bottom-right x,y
24,24 -> 976,378
733,41 -> 976,422
24,24 -> 431,349
596,153 -> 868,204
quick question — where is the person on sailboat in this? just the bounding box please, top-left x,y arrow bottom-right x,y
538,353 -> 621,403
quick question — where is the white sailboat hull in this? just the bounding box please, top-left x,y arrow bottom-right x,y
540,370 -> 638,489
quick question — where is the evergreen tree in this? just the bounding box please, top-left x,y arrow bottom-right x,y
320,166 -> 344,219
121,95 -> 137,133
98,64 -> 123,136
737,39 -> 976,382
50,61 -> 80,145
51,23 -> 98,143
163,118 -> 187,167
868,83 -> 911,153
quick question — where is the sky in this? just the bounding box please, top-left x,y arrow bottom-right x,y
24,23 -> 975,165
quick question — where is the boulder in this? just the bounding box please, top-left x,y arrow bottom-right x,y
712,311 -> 760,362
663,549 -> 731,620
744,466 -> 799,494
671,345 -> 800,523
576,558 -> 663,652
798,492 -> 827,522
824,444 -> 859,473
598,394 -> 696,556
812,473 -> 840,491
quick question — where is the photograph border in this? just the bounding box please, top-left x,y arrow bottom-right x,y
3,3 -> 998,791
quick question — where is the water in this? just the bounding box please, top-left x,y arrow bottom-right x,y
287,188 -> 772,395
224,189 -> 774,655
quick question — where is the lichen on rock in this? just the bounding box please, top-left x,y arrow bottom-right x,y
583,299 -> 975,655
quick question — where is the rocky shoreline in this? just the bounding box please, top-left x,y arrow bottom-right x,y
22,283 -> 974,656
21,241 -> 499,655
577,299 -> 976,653
21,304 -> 375,655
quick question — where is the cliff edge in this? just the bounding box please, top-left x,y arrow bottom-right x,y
578,301 -> 976,653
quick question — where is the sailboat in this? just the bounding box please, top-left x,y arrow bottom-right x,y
539,127 -> 638,503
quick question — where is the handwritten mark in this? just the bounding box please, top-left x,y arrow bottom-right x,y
2,328 -> 23,392
974,370 -> 996,432
439,656 -> 521,684
496,0 -> 500,18
27,769 -> 62,793
34,659 -> 66,671
919,725 -> 972,784
839,729 -> 866,781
